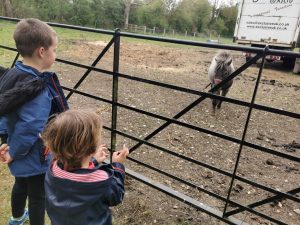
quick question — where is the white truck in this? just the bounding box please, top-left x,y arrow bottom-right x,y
233,0 -> 300,69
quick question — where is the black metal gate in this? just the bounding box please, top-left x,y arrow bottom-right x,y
0,16 -> 299,225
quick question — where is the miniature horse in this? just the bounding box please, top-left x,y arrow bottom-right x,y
208,50 -> 235,113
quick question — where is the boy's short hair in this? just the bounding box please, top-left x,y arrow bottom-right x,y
42,110 -> 102,169
13,18 -> 57,57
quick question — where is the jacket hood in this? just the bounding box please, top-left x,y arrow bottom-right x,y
0,61 -> 69,117
45,164 -> 114,215
0,65 -> 46,117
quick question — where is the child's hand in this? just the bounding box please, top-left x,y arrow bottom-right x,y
93,144 -> 108,163
0,144 -> 9,162
112,144 -> 129,164
0,144 -> 13,164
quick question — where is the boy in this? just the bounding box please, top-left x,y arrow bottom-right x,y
42,110 -> 129,225
0,18 -> 68,225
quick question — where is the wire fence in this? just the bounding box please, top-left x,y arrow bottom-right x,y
125,23 -> 223,43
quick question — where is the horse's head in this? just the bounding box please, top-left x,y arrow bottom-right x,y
214,51 -> 233,84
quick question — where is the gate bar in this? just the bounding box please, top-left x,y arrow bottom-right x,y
66,37 -> 115,99
125,166 -> 249,225
1,45 -> 299,120
11,53 -> 19,68
225,187 -> 300,217
60,84 -> 300,164
126,157 -> 288,225
110,29 -> 120,155
1,16 -> 300,57
223,47 -> 268,216
111,128 -> 299,203
129,54 -> 262,153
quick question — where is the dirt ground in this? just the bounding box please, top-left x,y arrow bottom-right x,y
51,38 -> 300,225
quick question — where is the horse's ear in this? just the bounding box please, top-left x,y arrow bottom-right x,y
215,58 -> 218,62
226,59 -> 232,66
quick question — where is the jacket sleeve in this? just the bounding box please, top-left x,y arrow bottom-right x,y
0,117 -> 8,144
0,117 -> 7,134
9,89 -> 51,160
106,162 -> 126,206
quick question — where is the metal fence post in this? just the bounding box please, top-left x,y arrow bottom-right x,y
222,46 -> 269,217
110,28 -> 120,162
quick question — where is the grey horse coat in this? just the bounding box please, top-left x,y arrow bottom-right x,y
208,50 -> 235,112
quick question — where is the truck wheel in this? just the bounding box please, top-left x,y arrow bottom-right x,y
282,57 -> 296,69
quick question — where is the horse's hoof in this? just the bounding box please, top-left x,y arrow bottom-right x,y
211,108 -> 216,116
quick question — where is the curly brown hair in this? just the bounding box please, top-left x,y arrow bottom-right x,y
42,110 -> 102,169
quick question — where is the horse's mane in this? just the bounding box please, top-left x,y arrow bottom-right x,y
214,50 -> 232,74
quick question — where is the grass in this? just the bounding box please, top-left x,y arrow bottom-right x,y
0,20 -> 17,68
0,19 -> 235,66
0,162 -> 13,224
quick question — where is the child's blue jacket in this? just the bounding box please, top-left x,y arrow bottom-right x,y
0,61 -> 68,177
45,162 -> 126,225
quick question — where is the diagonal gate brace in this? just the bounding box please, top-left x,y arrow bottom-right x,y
225,187 -> 300,217
129,53 -> 262,153
125,166 -> 249,225
65,37 -> 115,99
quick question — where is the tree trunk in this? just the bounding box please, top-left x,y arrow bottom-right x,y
2,0 -> 13,17
211,0 -> 219,21
123,0 -> 134,29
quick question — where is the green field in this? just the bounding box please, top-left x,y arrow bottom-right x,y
0,19 -> 235,68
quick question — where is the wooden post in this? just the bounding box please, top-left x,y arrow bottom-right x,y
293,58 -> 300,73
163,28 -> 166,36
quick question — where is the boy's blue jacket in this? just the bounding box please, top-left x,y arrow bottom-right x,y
45,162 -> 126,225
0,61 -> 68,177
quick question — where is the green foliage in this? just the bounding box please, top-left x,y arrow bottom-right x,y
131,0 -> 168,28
91,0 -> 124,28
11,0 -> 38,18
209,18 -> 226,36
218,5 -> 238,36
168,0 -> 211,33
69,0 -> 93,26
34,0 -> 72,23
0,0 -> 238,36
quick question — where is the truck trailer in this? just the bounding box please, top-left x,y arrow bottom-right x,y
233,0 -> 300,70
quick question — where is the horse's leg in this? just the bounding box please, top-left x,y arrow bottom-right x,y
212,88 -> 220,114
217,88 -> 229,109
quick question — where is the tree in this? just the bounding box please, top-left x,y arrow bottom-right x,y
168,0 -> 211,33
131,0 -> 168,28
218,4 -> 238,36
210,0 -> 220,22
2,0 -> 13,17
123,0 -> 134,29
164,0 -> 177,13
69,0 -> 93,26
91,0 -> 123,28
34,0 -> 72,23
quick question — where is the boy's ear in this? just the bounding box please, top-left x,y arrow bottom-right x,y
37,46 -> 45,58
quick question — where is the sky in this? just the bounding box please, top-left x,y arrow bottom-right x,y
208,0 -> 239,7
